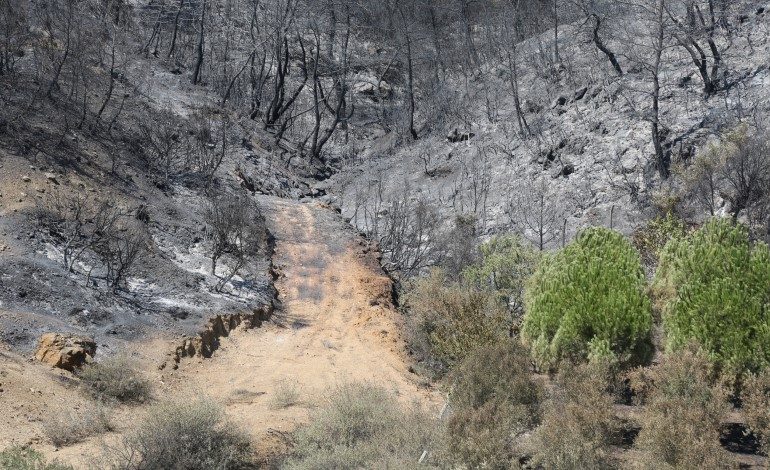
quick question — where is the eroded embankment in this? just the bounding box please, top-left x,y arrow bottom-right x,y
164,226 -> 280,369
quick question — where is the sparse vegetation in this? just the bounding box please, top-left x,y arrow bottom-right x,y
204,192 -> 265,292
36,190 -> 121,272
108,398 -> 255,470
741,369 -> 770,455
269,380 -> 301,409
447,341 -> 542,469
522,227 -> 654,370
78,355 -> 152,404
284,383 -> 444,469
0,446 -> 73,470
5,0 -> 770,467
628,346 -> 732,469
37,190 -> 149,290
404,269 -> 506,375
529,361 -> 620,469
653,218 -> 770,377
462,234 -> 539,335
631,213 -> 687,267
42,402 -> 112,447
680,126 -> 770,227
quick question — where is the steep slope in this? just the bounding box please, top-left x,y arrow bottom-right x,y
324,4 -> 770,260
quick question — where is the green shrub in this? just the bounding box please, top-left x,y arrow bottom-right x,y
529,361 -> 619,469
652,218 -> 770,376
284,383 -> 444,469
0,446 -> 72,470
628,346 -> 731,469
108,398 -> 254,469
78,355 -> 152,403
522,227 -> 653,370
404,269 -> 506,374
462,234 -> 538,334
631,213 -> 687,267
447,341 -> 542,469
439,213 -> 479,280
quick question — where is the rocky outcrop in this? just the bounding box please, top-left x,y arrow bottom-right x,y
447,129 -> 476,143
34,333 -> 96,371
164,304 -> 273,369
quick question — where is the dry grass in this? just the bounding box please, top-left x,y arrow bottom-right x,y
106,398 -> 255,470
447,341 -> 542,469
284,383 -> 445,469
742,369 -> 770,455
0,446 -> 73,470
529,361 -> 620,469
78,355 -> 152,404
269,380 -> 302,409
42,402 -> 113,447
628,346 -> 732,469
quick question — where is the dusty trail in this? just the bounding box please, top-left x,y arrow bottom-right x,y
166,196 -> 438,455
0,197 -> 436,467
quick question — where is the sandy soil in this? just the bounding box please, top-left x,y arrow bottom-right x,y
163,196 -> 439,461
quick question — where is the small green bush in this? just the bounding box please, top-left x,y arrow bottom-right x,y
522,227 -> 653,370
529,361 -> 619,469
108,398 -> 254,470
284,383 -> 444,469
628,346 -> 731,469
631,213 -> 687,267
447,341 -> 542,469
0,446 -> 72,470
652,218 -> 770,376
404,269 -> 506,374
78,355 -> 152,403
462,234 -> 538,334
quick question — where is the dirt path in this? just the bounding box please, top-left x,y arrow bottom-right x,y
165,196 -> 438,457
0,197 -> 436,467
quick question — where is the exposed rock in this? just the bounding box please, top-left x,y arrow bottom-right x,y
167,304 -> 273,369
574,87 -> 589,101
678,74 -> 693,88
559,162 -> 576,178
447,128 -> 476,143
34,333 -> 96,371
235,166 -> 257,194
353,81 -> 392,100
44,173 -> 59,185
21,176 -> 31,183
552,95 -> 568,108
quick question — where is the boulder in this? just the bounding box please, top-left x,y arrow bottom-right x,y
34,333 -> 96,371
447,129 -> 476,143
552,95 -> 568,108
558,162 -> 576,178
